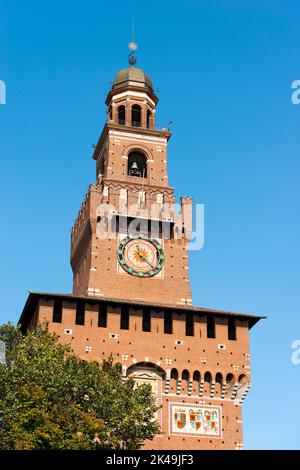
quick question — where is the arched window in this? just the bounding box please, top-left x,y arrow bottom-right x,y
236,374 -> 249,401
131,104 -> 141,127
170,368 -> 178,393
225,373 -> 235,398
181,369 -> 190,394
226,373 -> 235,384
216,372 -> 223,384
128,151 -> 147,178
204,371 -> 212,396
215,372 -> 223,397
238,374 -> 248,385
182,369 -> 190,381
147,109 -> 152,129
192,371 -> 200,395
118,105 -> 125,125
193,370 -> 201,382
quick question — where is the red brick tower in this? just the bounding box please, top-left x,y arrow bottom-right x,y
20,53 -> 263,450
70,61 -> 192,306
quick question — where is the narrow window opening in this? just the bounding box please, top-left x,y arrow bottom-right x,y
228,317 -> 237,340
207,315 -> 215,338
98,303 -> 107,328
53,299 -> 62,323
142,308 -> 151,332
120,305 -> 129,330
75,301 -> 85,326
164,311 -> 173,334
185,313 -> 194,336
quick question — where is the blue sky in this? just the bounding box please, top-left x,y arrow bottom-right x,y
1,0 -> 300,449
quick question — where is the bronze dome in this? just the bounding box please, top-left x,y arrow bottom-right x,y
113,66 -> 154,92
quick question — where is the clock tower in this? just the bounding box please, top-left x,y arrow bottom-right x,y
20,48 -> 263,451
70,55 -> 192,306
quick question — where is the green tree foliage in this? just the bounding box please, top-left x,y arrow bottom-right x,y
0,323 -> 160,449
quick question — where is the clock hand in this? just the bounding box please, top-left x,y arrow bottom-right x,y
139,253 -> 155,269
141,255 -> 153,267
136,246 -> 155,269
136,245 -> 144,261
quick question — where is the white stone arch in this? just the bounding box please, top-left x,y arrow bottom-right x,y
126,362 -> 166,425
126,361 -> 166,383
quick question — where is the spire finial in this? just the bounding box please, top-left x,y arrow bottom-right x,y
128,16 -> 138,67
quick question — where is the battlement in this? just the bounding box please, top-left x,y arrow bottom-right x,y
19,292 -> 263,450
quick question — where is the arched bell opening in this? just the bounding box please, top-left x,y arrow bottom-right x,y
128,151 -> 147,178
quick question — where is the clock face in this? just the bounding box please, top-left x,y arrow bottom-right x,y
117,234 -> 164,277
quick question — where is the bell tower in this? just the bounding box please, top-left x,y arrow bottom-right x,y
70,49 -> 193,306
19,44 -> 263,452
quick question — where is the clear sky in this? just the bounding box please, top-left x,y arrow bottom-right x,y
1,0 -> 300,450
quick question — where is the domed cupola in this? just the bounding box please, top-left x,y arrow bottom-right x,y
106,43 -> 158,129
112,66 -> 154,93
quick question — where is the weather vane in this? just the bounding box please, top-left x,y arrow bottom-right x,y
128,16 -> 138,67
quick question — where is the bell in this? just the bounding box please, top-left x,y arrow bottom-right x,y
129,161 -> 141,177
130,161 -> 138,170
